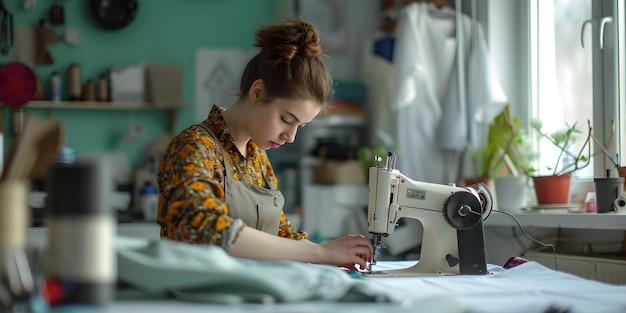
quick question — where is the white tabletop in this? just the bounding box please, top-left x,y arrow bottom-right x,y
98,260 -> 626,313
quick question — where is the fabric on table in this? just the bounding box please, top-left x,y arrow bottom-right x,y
109,253 -> 626,312
115,237 -> 392,304
368,261 -> 626,313
503,256 -> 529,269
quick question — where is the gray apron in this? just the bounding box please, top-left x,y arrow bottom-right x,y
197,124 -> 284,235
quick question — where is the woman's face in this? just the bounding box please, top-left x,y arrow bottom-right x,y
248,97 -> 321,150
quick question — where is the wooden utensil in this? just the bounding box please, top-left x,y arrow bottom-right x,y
29,122 -> 62,180
1,116 -> 62,181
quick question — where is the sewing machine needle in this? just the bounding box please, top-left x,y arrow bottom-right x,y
368,234 -> 383,273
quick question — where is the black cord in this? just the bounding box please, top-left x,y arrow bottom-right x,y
492,210 -> 558,271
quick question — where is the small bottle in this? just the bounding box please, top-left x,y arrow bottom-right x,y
584,192 -> 597,213
139,181 -> 158,221
51,71 -> 61,102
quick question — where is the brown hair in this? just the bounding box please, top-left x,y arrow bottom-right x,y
239,18 -> 333,105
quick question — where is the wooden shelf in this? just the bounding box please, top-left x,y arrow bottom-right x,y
23,100 -> 186,110
2,100 -> 188,134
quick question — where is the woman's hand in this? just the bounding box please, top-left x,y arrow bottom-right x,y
228,227 -> 373,269
319,234 -> 374,270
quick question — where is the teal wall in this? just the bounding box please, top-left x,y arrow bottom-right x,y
1,0 -> 281,169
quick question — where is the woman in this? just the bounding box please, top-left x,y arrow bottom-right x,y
157,18 -> 373,270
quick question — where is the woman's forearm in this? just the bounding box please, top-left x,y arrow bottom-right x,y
227,226 -> 326,263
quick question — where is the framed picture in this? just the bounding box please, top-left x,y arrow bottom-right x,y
296,0 -> 347,52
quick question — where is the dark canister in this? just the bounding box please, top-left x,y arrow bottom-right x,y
594,176 -> 625,213
44,160 -> 115,306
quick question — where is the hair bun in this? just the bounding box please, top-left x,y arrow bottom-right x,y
239,17 -> 332,107
256,18 -> 323,65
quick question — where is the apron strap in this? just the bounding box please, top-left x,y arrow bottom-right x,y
194,123 -> 273,188
195,123 -> 233,174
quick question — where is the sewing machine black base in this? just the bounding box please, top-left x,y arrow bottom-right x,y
456,220 -> 488,275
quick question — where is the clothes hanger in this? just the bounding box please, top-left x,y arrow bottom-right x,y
379,0 -> 453,33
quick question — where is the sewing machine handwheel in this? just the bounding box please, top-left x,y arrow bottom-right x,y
467,182 -> 493,219
442,191 -> 483,230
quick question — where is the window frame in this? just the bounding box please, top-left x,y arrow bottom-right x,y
489,0 -> 623,181
591,0 -> 623,177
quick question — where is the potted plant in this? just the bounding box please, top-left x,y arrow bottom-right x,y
589,119 -> 623,212
589,119 -> 621,176
529,119 -> 593,204
465,112 -> 508,186
357,144 -> 392,180
466,105 -> 535,187
611,121 -> 626,188
470,105 -> 537,211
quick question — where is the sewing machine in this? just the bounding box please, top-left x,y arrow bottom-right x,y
366,152 -> 493,277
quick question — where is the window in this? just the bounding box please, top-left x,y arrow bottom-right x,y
530,0 -> 624,179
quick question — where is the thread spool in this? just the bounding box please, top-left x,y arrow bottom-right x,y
44,161 -> 115,306
83,79 -> 96,102
97,76 -> 109,102
67,63 -> 82,101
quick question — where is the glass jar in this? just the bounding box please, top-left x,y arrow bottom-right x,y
139,182 -> 158,221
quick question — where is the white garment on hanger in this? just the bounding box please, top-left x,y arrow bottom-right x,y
390,2 -> 507,184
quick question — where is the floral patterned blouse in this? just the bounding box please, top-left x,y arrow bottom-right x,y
157,105 -> 308,249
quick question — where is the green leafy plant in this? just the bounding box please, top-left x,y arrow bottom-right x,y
530,119 -> 592,176
357,145 -> 392,178
530,117 -> 620,177
470,104 -> 536,179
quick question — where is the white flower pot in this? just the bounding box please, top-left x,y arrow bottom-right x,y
494,175 -> 531,212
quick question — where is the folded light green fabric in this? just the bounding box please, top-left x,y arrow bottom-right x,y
115,237 -> 391,304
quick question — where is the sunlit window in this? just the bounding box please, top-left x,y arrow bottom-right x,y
532,0 -> 594,178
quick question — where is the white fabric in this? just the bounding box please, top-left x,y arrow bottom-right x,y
389,2 -> 507,184
368,261 -> 626,313
109,254 -> 626,313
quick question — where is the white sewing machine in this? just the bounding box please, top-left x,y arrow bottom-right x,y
366,152 -> 494,277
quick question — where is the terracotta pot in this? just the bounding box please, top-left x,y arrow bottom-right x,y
532,173 -> 572,205
618,166 -> 626,191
